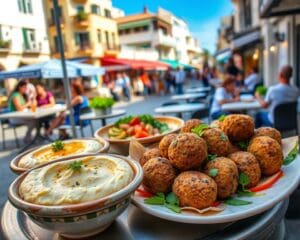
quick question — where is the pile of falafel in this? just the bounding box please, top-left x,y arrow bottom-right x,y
139,114 -> 283,210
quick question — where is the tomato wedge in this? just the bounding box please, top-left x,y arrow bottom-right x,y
211,201 -> 221,207
129,117 -> 140,126
136,188 -> 154,198
135,130 -> 149,138
250,170 -> 283,192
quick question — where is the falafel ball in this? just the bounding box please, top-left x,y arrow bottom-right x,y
168,133 -> 207,171
139,148 -> 161,166
159,134 -> 177,158
143,157 -> 177,193
227,141 -> 242,155
247,136 -> 283,176
229,151 -> 261,188
204,157 -> 239,199
221,114 -> 254,142
202,128 -> 230,156
172,171 -> 217,209
180,119 -> 203,133
253,127 -> 282,145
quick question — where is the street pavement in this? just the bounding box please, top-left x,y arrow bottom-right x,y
0,95 -> 299,239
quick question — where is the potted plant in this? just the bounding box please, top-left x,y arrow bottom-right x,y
75,11 -> 88,22
89,97 -> 114,116
255,86 -> 267,96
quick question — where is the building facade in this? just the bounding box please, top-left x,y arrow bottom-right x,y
0,0 -> 50,72
44,0 -> 120,67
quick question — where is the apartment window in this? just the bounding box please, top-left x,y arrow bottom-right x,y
18,0 -> 33,14
76,5 -> 84,13
0,26 -> 3,41
124,29 -> 130,34
142,25 -> 149,31
134,27 -> 141,33
97,29 -> 101,43
104,9 -> 111,18
91,4 -> 101,15
22,28 -> 36,50
243,0 -> 252,28
74,32 -> 90,50
118,29 -> 123,35
105,31 -> 110,49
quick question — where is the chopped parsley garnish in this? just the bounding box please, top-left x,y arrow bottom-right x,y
220,132 -> 228,141
191,123 -> 210,137
51,140 -> 64,152
207,154 -> 218,161
144,192 -> 181,213
224,198 -> 252,206
218,115 -> 226,122
68,161 -> 83,172
238,172 -> 255,197
237,140 -> 249,150
283,142 -> 299,165
208,168 -> 218,177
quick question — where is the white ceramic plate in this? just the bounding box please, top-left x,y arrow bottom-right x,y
132,137 -> 300,224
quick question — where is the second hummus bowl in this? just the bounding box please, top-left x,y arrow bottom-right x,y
8,153 -> 143,238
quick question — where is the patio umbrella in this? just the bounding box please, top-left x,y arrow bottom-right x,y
0,60 -> 105,79
160,59 -> 194,70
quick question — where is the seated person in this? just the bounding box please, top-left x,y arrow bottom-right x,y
7,80 -> 37,143
210,76 -> 240,120
255,65 -> 300,127
244,66 -> 260,92
36,83 -> 55,133
47,82 -> 89,139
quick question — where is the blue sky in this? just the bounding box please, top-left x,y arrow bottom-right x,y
112,0 -> 234,53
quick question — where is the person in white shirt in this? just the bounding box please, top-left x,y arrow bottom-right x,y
255,65 -> 300,127
210,76 -> 240,120
175,67 -> 185,94
244,66 -> 260,92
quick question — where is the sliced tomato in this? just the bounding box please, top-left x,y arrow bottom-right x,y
250,170 -> 283,192
136,188 -> 154,198
129,117 -> 140,126
211,201 -> 221,207
135,130 -> 149,138
134,125 -> 143,133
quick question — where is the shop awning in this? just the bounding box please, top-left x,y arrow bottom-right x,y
215,48 -> 232,63
260,0 -> 300,18
160,59 -> 193,70
100,57 -> 169,71
118,19 -> 151,30
231,29 -> 261,50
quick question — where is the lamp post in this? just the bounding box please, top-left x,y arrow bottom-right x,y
53,0 -> 77,138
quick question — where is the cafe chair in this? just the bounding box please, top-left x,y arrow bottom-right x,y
79,106 -> 94,137
191,108 -> 210,121
161,101 -> 180,107
0,119 -> 21,149
273,101 -> 298,136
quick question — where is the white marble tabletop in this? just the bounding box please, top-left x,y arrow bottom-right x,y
221,100 -> 261,111
0,104 -> 66,120
171,93 -> 206,101
80,109 -> 126,121
185,87 -> 211,93
155,103 -> 207,114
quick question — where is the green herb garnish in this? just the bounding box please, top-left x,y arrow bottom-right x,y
68,161 -> 83,172
208,168 -> 218,177
220,132 -> 228,141
224,198 -> 252,206
52,140 -> 64,152
238,172 -> 255,196
191,123 -> 210,136
239,173 -> 250,188
207,154 -> 218,161
237,140 -> 249,150
218,115 -> 226,122
237,190 -> 255,197
89,97 -> 114,109
283,142 -> 299,165
144,192 -> 181,213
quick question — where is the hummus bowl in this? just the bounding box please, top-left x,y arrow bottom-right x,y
10,137 -> 109,174
8,154 -> 143,238
94,116 -> 184,155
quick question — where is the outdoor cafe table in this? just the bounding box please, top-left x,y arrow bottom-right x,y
155,103 -> 206,118
171,93 -> 206,102
79,109 -> 126,127
0,104 -> 66,151
221,100 -> 261,112
185,86 -> 211,93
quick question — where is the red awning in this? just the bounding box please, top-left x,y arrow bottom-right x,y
100,57 -> 169,71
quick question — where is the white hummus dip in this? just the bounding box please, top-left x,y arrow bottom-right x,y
19,155 -> 133,205
18,139 -> 103,169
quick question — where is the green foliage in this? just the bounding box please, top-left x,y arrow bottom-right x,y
75,11 -> 88,21
89,97 -> 114,109
0,40 -> 10,49
255,86 -> 267,96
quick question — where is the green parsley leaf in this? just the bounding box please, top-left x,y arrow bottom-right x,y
165,203 -> 181,213
218,115 -> 226,122
208,168 -> 219,177
237,140 -> 249,150
207,154 -> 218,161
237,190 -> 255,197
166,192 -> 179,205
239,172 -> 250,188
283,142 -> 299,165
220,132 -> 228,141
224,198 -> 252,206
52,140 -> 64,152
191,123 -> 210,136
144,194 -> 165,205
68,161 -> 83,172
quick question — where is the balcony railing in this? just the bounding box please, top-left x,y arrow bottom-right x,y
103,44 -> 120,51
0,40 -> 11,52
23,42 -> 41,54
73,12 -> 89,28
154,30 -> 176,48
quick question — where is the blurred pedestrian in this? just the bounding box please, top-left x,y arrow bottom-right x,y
140,70 -> 151,96
164,69 -> 174,94
175,67 -> 185,94
122,72 -> 131,101
244,66 -> 260,92
226,58 -> 239,77
255,65 -> 300,127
